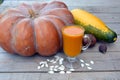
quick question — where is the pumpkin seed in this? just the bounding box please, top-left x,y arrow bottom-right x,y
81,63 -> 85,67
48,70 -> 54,74
90,60 -> 94,64
69,68 -> 75,71
37,66 -> 41,70
59,71 -> 65,74
85,63 -> 90,66
66,71 -> 72,74
59,58 -> 64,65
53,68 -> 58,71
49,66 -> 54,71
58,65 -> 65,71
87,66 -> 92,70
80,59 -> 84,63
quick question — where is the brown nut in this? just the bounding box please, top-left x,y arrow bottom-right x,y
83,34 -> 96,47
99,44 -> 107,54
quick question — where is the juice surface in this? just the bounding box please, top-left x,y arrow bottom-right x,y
62,26 -> 84,57
63,26 -> 84,35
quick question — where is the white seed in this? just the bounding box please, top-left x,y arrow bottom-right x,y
69,68 -> 75,71
49,66 -> 54,71
53,68 -> 58,71
87,66 -> 92,70
54,56 -> 60,61
81,63 -> 85,67
59,58 -> 64,65
53,65 -> 59,71
38,61 -> 48,69
85,63 -> 90,66
58,65 -> 65,71
40,64 -> 45,68
45,63 -> 48,67
50,59 -> 55,63
55,57 -> 60,62
47,59 -> 50,62
39,61 -> 45,65
66,71 -> 72,74
54,65 -> 59,69
59,71 -> 65,74
48,70 -> 54,74
37,66 -> 41,69
52,61 -> 57,64
80,59 -> 84,63
90,61 -> 94,64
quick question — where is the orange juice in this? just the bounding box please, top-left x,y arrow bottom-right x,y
62,26 -> 85,57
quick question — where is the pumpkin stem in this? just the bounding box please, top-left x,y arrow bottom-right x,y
28,9 -> 36,18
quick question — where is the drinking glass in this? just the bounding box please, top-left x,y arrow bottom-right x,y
62,26 -> 91,69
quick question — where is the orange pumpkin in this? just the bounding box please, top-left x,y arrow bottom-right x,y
0,1 -> 74,56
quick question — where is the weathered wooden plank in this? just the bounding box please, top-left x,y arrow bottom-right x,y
10,73 -> 68,80
0,51 -> 120,72
2,0 -> 120,6
69,72 -> 120,80
69,6 -> 120,13
1,1 -> 120,14
91,13 -> 120,23
0,0 -> 119,79
1,0 -> 120,10
107,23 -> 120,35
0,72 -> 120,80
1,5 -> 120,13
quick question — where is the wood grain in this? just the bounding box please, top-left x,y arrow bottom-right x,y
0,72 -> 120,80
0,51 -> 120,72
2,0 -> 120,6
0,0 -> 120,80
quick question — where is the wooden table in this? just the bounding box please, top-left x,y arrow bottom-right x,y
0,0 -> 120,79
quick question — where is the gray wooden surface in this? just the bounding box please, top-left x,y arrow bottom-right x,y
0,0 -> 120,80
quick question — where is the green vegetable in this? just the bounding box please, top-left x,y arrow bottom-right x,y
0,0 -> 4,5
71,9 -> 117,43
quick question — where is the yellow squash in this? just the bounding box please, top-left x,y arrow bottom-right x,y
71,9 -> 117,43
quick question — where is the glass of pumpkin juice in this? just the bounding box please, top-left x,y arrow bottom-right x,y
62,26 -> 91,69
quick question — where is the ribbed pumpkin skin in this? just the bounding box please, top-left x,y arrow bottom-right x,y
0,1 -> 74,56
